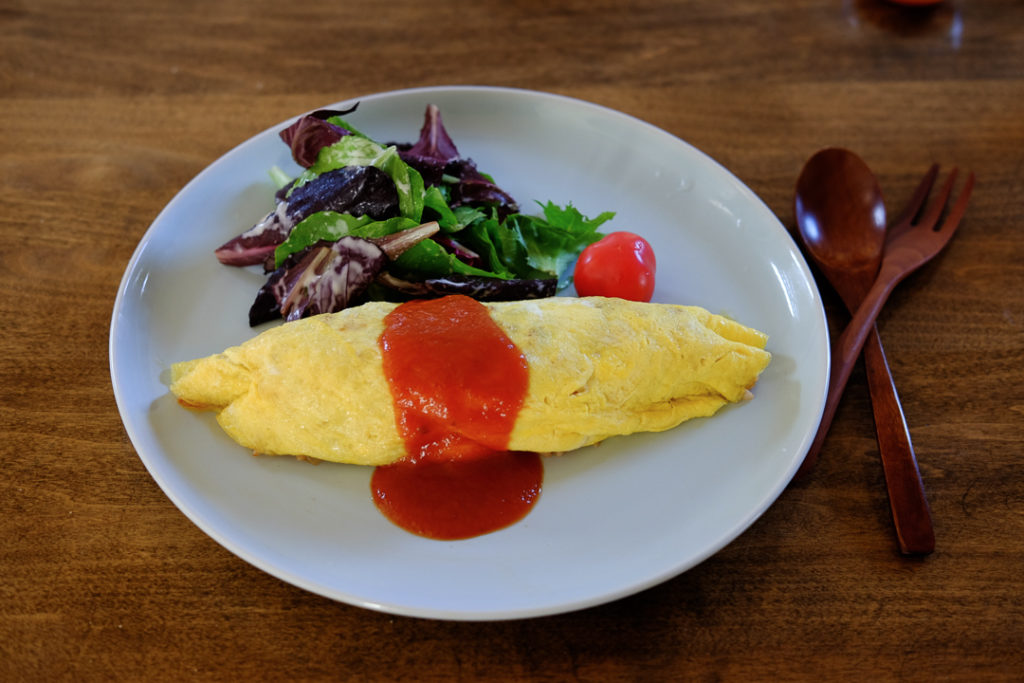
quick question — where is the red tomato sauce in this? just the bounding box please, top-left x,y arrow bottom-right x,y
372,295 -> 542,540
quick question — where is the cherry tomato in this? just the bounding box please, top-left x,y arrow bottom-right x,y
573,231 -> 657,302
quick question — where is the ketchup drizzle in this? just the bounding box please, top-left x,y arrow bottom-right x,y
372,296 -> 542,540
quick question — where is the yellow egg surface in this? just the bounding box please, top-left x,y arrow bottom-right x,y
169,297 -> 771,465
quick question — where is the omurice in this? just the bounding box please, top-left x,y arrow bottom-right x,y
169,295 -> 771,465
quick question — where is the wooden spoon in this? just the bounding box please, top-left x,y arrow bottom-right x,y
795,147 -> 934,554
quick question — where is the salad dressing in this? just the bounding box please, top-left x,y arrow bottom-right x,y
372,295 -> 542,539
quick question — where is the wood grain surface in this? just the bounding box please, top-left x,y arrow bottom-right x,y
2,0 -> 1022,679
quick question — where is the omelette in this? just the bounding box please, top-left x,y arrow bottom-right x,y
169,296 -> 771,465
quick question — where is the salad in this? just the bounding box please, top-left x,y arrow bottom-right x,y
215,103 -> 616,326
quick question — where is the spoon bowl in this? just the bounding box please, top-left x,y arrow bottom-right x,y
795,148 -> 887,300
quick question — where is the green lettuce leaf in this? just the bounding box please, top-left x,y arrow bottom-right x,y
310,135 -> 385,173
273,212 -> 419,268
267,165 -> 293,190
423,186 -> 486,233
324,115 -> 370,139
392,238 -> 509,279
515,201 -> 614,288
460,215 -> 531,280
457,202 -> 613,288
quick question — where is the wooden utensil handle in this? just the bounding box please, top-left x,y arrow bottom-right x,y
797,272 -> 897,476
863,324 -> 935,554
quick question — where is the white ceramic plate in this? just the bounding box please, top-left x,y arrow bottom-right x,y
110,86 -> 828,620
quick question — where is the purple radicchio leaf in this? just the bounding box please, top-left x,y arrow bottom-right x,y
214,201 -> 291,268
215,165 -> 400,269
396,104 -> 518,216
279,117 -> 348,168
445,158 -> 519,216
249,237 -> 387,326
378,273 -> 557,302
396,104 -> 460,186
287,165 -> 399,224
278,103 -> 360,168
247,222 -> 440,327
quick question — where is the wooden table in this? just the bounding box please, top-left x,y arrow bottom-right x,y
3,0 -> 1022,679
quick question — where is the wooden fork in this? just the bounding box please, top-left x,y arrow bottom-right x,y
797,167 -> 976,478
863,164 -> 939,555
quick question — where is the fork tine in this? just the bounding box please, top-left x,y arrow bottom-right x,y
891,163 -> 940,233
916,168 -> 959,232
936,171 -> 975,237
